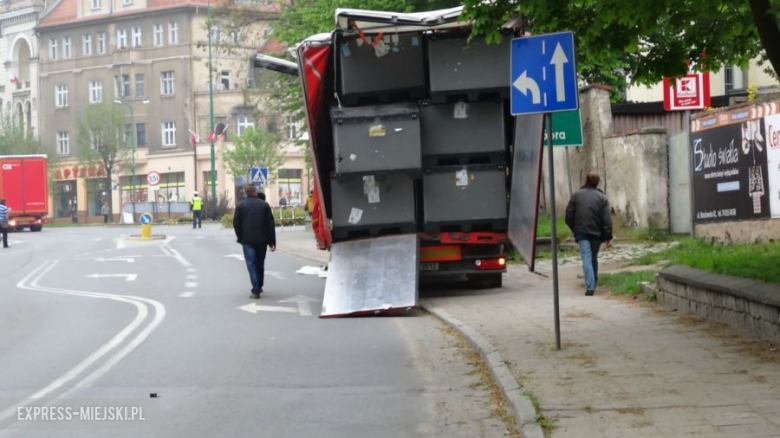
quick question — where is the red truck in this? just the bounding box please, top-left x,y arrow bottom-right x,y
0,155 -> 49,231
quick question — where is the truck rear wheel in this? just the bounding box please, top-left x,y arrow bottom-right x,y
30,225 -> 42,232
467,273 -> 503,289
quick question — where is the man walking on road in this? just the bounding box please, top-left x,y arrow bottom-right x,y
565,172 -> 613,296
191,191 -> 203,229
233,185 -> 276,299
0,199 -> 9,249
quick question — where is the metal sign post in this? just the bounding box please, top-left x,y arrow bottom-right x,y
547,113 -> 562,351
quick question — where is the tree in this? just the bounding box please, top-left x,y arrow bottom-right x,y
223,126 -> 285,190
0,112 -> 46,156
460,0 -> 779,94
76,102 -> 130,220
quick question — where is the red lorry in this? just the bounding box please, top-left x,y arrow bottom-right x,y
0,155 -> 49,231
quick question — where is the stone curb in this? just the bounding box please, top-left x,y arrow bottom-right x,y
420,299 -> 545,438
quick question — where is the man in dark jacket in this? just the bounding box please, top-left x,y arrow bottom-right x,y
233,185 -> 276,298
565,172 -> 613,296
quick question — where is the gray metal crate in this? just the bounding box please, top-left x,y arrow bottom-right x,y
331,174 -> 416,237
338,33 -> 425,103
423,166 -> 507,231
427,35 -> 511,96
332,103 -> 422,176
420,101 -> 506,158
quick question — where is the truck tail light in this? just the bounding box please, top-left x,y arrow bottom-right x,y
475,258 -> 506,271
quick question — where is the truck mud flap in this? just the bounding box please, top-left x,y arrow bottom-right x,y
321,234 -> 419,318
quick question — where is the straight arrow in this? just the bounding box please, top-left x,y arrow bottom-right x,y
513,71 -> 541,104
238,303 -> 297,314
279,295 -> 318,316
94,256 -> 138,263
551,43 -> 569,102
85,274 -> 138,282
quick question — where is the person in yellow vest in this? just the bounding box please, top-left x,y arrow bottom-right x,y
191,191 -> 203,229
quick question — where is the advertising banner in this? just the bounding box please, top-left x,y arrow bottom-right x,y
765,113 -> 780,217
690,102 -> 779,223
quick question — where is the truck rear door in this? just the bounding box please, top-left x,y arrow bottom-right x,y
21,158 -> 49,215
0,159 -> 24,214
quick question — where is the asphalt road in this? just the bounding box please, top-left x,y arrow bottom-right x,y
0,225 -> 508,437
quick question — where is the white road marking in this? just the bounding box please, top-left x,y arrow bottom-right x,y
267,271 -> 286,280
296,266 -> 325,276
86,273 -> 138,282
178,292 -> 196,298
185,282 -> 199,288
160,237 -> 191,267
238,303 -> 297,314
225,254 -> 244,261
84,256 -> 139,263
187,268 -> 197,273
279,295 -> 317,316
2,261 -> 166,423
186,275 -> 198,280
93,238 -> 103,242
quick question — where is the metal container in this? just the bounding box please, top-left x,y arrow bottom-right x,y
423,165 -> 507,229
420,101 -> 506,157
338,33 -> 425,102
331,174 -> 416,232
332,103 -> 422,175
427,35 -> 511,95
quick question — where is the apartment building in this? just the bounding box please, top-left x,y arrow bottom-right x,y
36,0 -> 307,223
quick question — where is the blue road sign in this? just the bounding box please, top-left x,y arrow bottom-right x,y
140,213 -> 153,225
511,32 -> 578,115
250,167 -> 268,184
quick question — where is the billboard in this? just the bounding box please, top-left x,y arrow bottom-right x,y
691,101 -> 779,222
664,72 -> 711,111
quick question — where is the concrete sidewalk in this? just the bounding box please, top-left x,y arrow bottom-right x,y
278,230 -> 780,437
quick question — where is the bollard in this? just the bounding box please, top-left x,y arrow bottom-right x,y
140,212 -> 153,239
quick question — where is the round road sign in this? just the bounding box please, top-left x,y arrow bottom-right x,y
146,171 -> 161,186
140,213 -> 153,225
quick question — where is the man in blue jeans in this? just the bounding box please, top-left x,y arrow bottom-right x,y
565,172 -> 613,296
233,185 -> 276,298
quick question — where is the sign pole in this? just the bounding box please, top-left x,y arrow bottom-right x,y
547,113 -> 562,350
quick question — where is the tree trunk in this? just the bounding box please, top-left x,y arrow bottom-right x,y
106,166 -> 113,222
749,0 -> 780,80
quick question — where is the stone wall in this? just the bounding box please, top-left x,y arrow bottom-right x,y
542,85 -> 670,230
656,265 -> 780,346
695,219 -> 780,243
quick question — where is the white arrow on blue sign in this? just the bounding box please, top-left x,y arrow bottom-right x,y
250,167 -> 268,184
511,32 -> 579,116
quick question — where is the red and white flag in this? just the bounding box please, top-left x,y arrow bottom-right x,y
8,73 -> 19,84
207,123 -> 228,142
188,129 -> 200,146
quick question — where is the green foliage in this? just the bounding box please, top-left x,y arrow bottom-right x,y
536,213 -> 572,241
460,0 -> 778,93
0,112 -> 46,156
221,213 -> 234,228
748,83 -> 759,101
201,192 -> 231,221
599,270 -> 657,295
223,127 -> 285,184
76,102 -> 129,171
632,239 -> 780,285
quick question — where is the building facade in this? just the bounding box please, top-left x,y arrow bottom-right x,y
35,0 -> 307,223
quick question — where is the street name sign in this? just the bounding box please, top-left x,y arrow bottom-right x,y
511,32 -> 579,115
545,110 -> 584,146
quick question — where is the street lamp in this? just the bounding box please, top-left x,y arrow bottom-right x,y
113,99 -> 150,221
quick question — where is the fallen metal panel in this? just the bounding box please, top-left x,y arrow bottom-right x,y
321,234 -> 419,318
508,114 -> 545,271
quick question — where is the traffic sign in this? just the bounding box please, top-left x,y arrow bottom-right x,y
146,171 -> 161,186
545,110 -> 584,147
140,213 -> 153,225
250,167 -> 268,184
511,32 -> 579,115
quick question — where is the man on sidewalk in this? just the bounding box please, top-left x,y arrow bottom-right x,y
233,185 -> 276,298
191,191 -> 203,229
565,172 -> 613,296
0,199 -> 10,249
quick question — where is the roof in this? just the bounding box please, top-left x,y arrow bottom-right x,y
334,6 -> 465,34
258,38 -> 286,55
39,0 -> 279,29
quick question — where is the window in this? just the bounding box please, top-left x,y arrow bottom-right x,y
91,0 -> 100,10
97,32 -> 106,54
117,28 -> 127,49
161,71 -> 175,95
121,74 -> 130,97
55,84 -> 68,107
219,70 -> 231,90
132,27 -> 142,48
286,115 -> 299,140
57,132 -> 70,155
89,80 -> 102,104
90,132 -> 103,150
229,30 -> 239,44
236,115 -> 254,136
83,34 -> 92,56
168,21 -> 178,44
277,169 -> 303,205
136,123 -> 146,146
49,39 -> 58,60
211,24 -> 222,44
153,24 -> 163,46
162,121 -> 176,147
135,74 -> 145,97
123,0 -> 133,5
63,37 -> 71,58
266,116 -> 278,134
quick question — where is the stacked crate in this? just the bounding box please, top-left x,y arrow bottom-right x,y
330,30 -> 511,240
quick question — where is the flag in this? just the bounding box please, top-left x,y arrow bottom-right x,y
188,129 -> 200,146
207,123 -> 228,142
8,73 -> 19,84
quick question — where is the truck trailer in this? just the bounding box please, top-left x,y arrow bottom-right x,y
255,7 -> 545,317
0,155 -> 49,231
